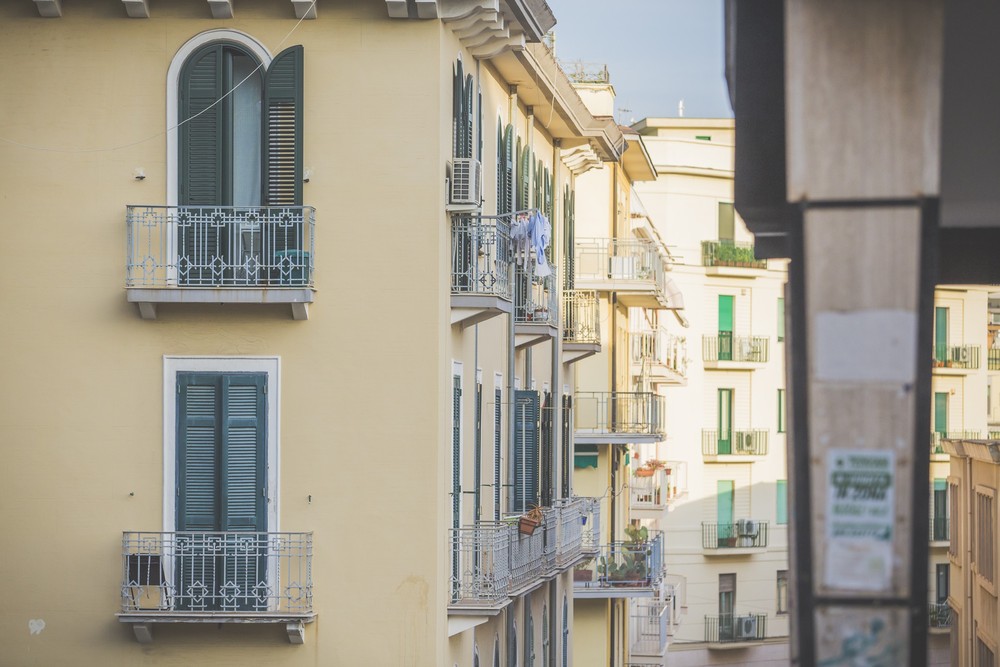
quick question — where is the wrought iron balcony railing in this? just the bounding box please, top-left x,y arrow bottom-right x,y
515,260 -> 558,327
574,532 -> 664,591
705,613 -> 767,643
932,431 -> 981,454
574,392 -> 666,439
120,531 -> 312,614
933,344 -> 981,370
929,602 -> 953,629
449,497 -> 599,608
451,214 -> 513,300
630,599 -> 669,655
702,429 -> 769,456
703,334 -> 770,363
563,289 -> 600,344
702,521 -> 769,550
701,240 -> 767,269
575,237 -> 671,295
630,328 -> 688,379
990,349 -> 1000,371
126,206 -> 315,288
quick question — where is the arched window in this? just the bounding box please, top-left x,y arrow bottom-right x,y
178,41 -> 303,207
541,603 -> 550,667
526,610 -> 535,667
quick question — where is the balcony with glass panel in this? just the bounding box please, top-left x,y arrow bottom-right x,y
573,530 -> 664,599
574,238 -> 681,310
448,497 -> 600,615
514,259 -> 559,349
574,392 -> 666,445
702,334 -> 769,369
125,205 -> 316,319
117,531 -> 314,644
701,239 -> 768,278
562,289 -> 601,364
630,328 -> 688,386
450,213 -> 514,327
932,343 -> 981,374
629,598 -> 672,660
701,521 -> 769,555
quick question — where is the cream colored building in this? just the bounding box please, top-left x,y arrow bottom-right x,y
0,2 -> 627,665
566,74 -> 684,667
633,118 -> 791,666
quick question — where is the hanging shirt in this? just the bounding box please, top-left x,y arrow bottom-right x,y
528,210 -> 552,277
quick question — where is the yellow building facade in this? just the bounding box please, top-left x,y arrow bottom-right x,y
0,1 -> 623,665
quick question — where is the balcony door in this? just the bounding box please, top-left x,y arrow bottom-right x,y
719,573 -> 736,641
934,392 -> 949,451
718,389 -> 734,455
177,41 -> 303,285
718,295 -> 734,361
717,480 -> 735,547
935,306 -> 949,363
934,479 -> 949,541
176,372 -> 267,611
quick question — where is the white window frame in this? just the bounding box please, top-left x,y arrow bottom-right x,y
163,355 -> 280,534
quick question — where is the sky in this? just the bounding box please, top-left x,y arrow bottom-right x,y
545,0 -> 733,123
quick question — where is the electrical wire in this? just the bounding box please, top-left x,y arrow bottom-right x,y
0,0 -> 317,155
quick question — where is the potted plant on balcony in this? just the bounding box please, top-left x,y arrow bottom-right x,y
518,506 -> 544,536
573,559 -> 595,583
635,459 -> 665,477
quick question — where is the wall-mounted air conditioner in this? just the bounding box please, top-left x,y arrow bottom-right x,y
736,615 -> 759,639
449,158 -> 482,206
736,519 -> 759,537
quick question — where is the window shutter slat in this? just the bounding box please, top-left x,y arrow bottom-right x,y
221,375 -> 267,531
179,45 -> 223,206
178,376 -> 220,531
495,387 -> 503,521
264,46 -> 304,206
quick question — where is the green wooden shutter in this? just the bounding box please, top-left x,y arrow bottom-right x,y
495,387 -> 503,521
263,45 -> 304,206
177,374 -> 221,531
179,44 -> 224,206
540,392 -> 553,506
777,297 -> 785,342
514,390 -> 540,512
934,392 -> 948,434
718,295 -> 734,361
777,388 -> 786,433
221,374 -> 267,531
452,375 -> 462,529
503,125 -> 514,215
561,394 -> 572,497
475,382 -> 482,521
453,61 -> 464,157
463,75 -> 474,160
718,388 -> 733,455
717,481 -> 735,543
935,306 -> 949,363
776,480 -> 788,525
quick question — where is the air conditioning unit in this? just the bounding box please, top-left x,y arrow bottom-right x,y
735,432 -> 753,454
736,615 -> 758,639
449,158 -> 482,205
736,519 -> 759,537
954,347 -> 970,363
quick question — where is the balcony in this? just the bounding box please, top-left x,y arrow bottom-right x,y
574,238 -> 680,310
990,348 -> 1000,371
630,599 -> 671,659
630,328 -> 688,385
932,431 -> 980,458
574,531 -> 664,599
701,240 -> 768,277
117,531 -> 314,644
125,205 -> 316,320
933,344 -> 981,373
514,260 -> 559,348
702,521 -> 769,554
703,334 -> 769,369
574,392 -> 666,445
562,289 -> 601,364
705,613 -> 768,647
451,214 -> 513,327
449,497 -> 600,614
929,603 -> 953,633
702,429 -> 769,461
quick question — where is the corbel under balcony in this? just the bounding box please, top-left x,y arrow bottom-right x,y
562,341 -> 600,365
451,295 -> 513,328
128,288 -> 314,321
207,0 -> 234,19
34,0 -> 61,17
122,0 -> 149,17
515,322 -> 558,349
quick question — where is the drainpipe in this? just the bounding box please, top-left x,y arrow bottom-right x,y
963,451 -> 973,664
507,85 -> 518,516
552,139 -> 562,500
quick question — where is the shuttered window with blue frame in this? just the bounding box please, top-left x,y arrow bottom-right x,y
514,389 -> 540,513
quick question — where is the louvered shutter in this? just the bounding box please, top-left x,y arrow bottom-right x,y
474,382 -> 483,521
263,45 -> 303,206
179,45 -> 223,206
561,394 -> 572,497
513,390 -> 540,513
452,376 -> 462,529
221,374 -> 267,531
178,374 -> 221,531
540,392 -> 553,507
494,387 -> 503,521
502,125 -> 514,215
463,75 -> 474,160
453,61 -> 464,157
